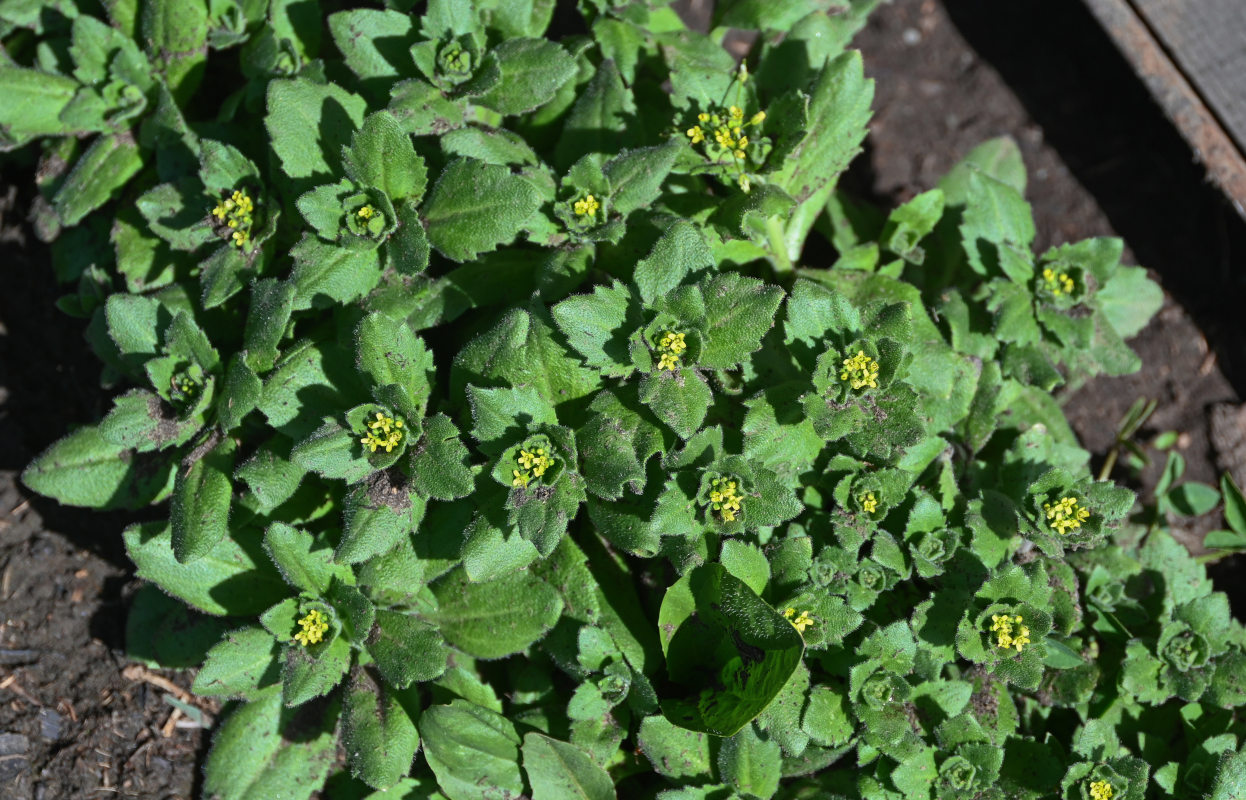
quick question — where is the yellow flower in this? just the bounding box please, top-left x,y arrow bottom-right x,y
294,609 -> 329,647
708,477 -> 744,522
749,111 -> 766,126
656,331 -> 687,371
1042,266 -> 1075,296
783,607 -> 814,634
1089,780 -> 1114,800
573,194 -> 600,217
990,614 -> 1030,652
357,205 -> 376,220
1044,496 -> 1090,535
212,189 -> 256,249
512,446 -> 555,488
840,350 -> 880,390
686,125 -> 705,144
859,492 -> 878,514
360,412 -> 404,453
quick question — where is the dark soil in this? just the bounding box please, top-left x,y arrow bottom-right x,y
0,187 -> 207,798
1,1 -> 1245,796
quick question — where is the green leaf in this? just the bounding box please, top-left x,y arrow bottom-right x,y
218,356 -> 262,432
289,234 -> 384,310
1094,264 -> 1162,339
344,111 -> 428,202
367,610 -> 449,688
22,425 -> 172,510
338,484 -> 424,564
454,306 -> 601,413
475,38 -> 577,116
235,440 -> 306,515
658,564 -> 804,736
429,567 -> 563,659
266,78 -> 368,182
1170,482 -> 1221,517
53,134 -> 144,226
698,272 -> 784,369
720,539 -> 770,596
283,636 -> 350,706
555,59 -> 633,170
637,715 -> 713,780
771,51 -> 873,254
1223,474 -> 1246,535
328,9 -> 415,83
634,221 -> 714,305
424,157 -> 543,262
264,523 -> 343,595
551,281 -> 639,376
410,413 -> 475,500
0,66 -> 78,146
356,312 -> 433,416
419,700 -> 524,800
342,671 -> 420,790
718,724 -> 781,800
203,685 -> 336,800
522,733 -> 616,800
141,0 -> 208,101
172,437 -> 237,563
602,142 -> 679,216
124,522 -> 287,616
638,368 -> 712,441
192,626 -> 280,699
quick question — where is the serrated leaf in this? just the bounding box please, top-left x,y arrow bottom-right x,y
124,522 -> 287,616
344,110 -> 428,202
266,78 -> 367,182
193,627 -> 280,699
475,38 -> 577,116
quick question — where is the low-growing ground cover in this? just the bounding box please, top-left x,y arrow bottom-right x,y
3,1 -> 1246,799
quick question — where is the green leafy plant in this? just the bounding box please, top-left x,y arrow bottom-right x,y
12,0 -> 1246,798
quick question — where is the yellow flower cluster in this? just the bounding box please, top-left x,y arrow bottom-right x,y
685,105 -> 766,161
211,189 -> 255,248
709,476 -> 743,522
656,330 -> 687,371
1089,780 -> 1114,800
512,447 -> 555,488
859,492 -> 879,514
784,607 -> 814,633
573,194 -> 600,218
173,373 -> 198,396
360,412 -> 404,453
990,614 -> 1031,652
357,204 -> 377,220
294,609 -> 329,646
1044,496 -> 1090,535
1042,267 -> 1075,296
840,350 -> 880,390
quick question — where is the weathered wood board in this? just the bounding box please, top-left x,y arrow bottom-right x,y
1083,0 -> 1246,218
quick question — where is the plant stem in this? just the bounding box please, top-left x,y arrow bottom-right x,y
766,216 -> 794,276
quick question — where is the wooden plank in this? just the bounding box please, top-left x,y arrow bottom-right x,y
1083,0 -> 1246,218
1130,0 -> 1246,156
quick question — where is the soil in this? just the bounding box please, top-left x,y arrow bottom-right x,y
1,0 -> 1245,796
